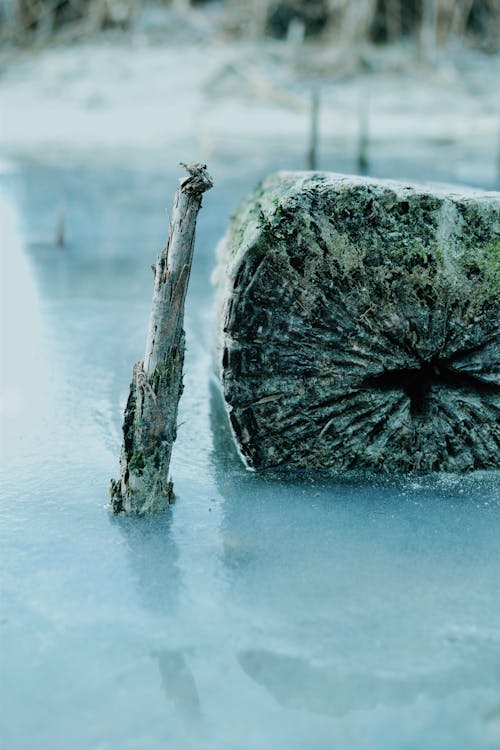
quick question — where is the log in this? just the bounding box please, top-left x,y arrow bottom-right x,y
110,162 -> 213,514
214,172 -> 499,473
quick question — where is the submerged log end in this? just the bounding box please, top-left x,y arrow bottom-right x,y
215,172 -> 500,473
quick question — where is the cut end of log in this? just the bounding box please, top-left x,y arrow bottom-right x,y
215,172 -> 500,474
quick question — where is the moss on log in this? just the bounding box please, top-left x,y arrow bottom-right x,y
215,172 -> 500,473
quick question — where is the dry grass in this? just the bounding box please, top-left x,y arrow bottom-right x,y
0,0 -> 497,53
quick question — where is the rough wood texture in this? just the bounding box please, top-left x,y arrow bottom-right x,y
215,172 -> 499,473
111,163 -> 213,514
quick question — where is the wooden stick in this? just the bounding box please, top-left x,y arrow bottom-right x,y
385,0 -> 402,42
419,0 -> 439,64
307,88 -> 320,171
110,162 -> 213,515
357,95 -> 369,175
496,118 -> 500,190
55,203 -> 66,248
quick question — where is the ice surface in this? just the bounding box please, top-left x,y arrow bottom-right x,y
1,154 -> 499,750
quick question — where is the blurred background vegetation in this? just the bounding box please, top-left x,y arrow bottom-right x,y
1,0 -> 498,56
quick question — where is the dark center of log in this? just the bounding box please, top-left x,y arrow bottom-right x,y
363,363 -> 499,417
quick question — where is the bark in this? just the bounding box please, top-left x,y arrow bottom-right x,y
214,172 -> 499,473
110,162 -> 213,514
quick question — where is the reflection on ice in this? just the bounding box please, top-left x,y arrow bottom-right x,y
113,513 -> 180,615
154,649 -> 203,726
239,645 -> 500,718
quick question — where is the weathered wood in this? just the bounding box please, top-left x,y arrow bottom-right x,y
215,172 -> 499,473
110,163 -> 213,514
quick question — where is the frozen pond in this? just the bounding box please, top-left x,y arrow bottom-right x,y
1,149 -> 499,750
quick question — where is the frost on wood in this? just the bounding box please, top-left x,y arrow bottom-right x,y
110,163 -> 213,514
215,172 -> 499,473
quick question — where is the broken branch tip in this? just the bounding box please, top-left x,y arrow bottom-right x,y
179,161 -> 214,195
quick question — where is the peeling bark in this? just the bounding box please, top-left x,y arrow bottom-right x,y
111,163 -> 213,514
215,172 -> 499,473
